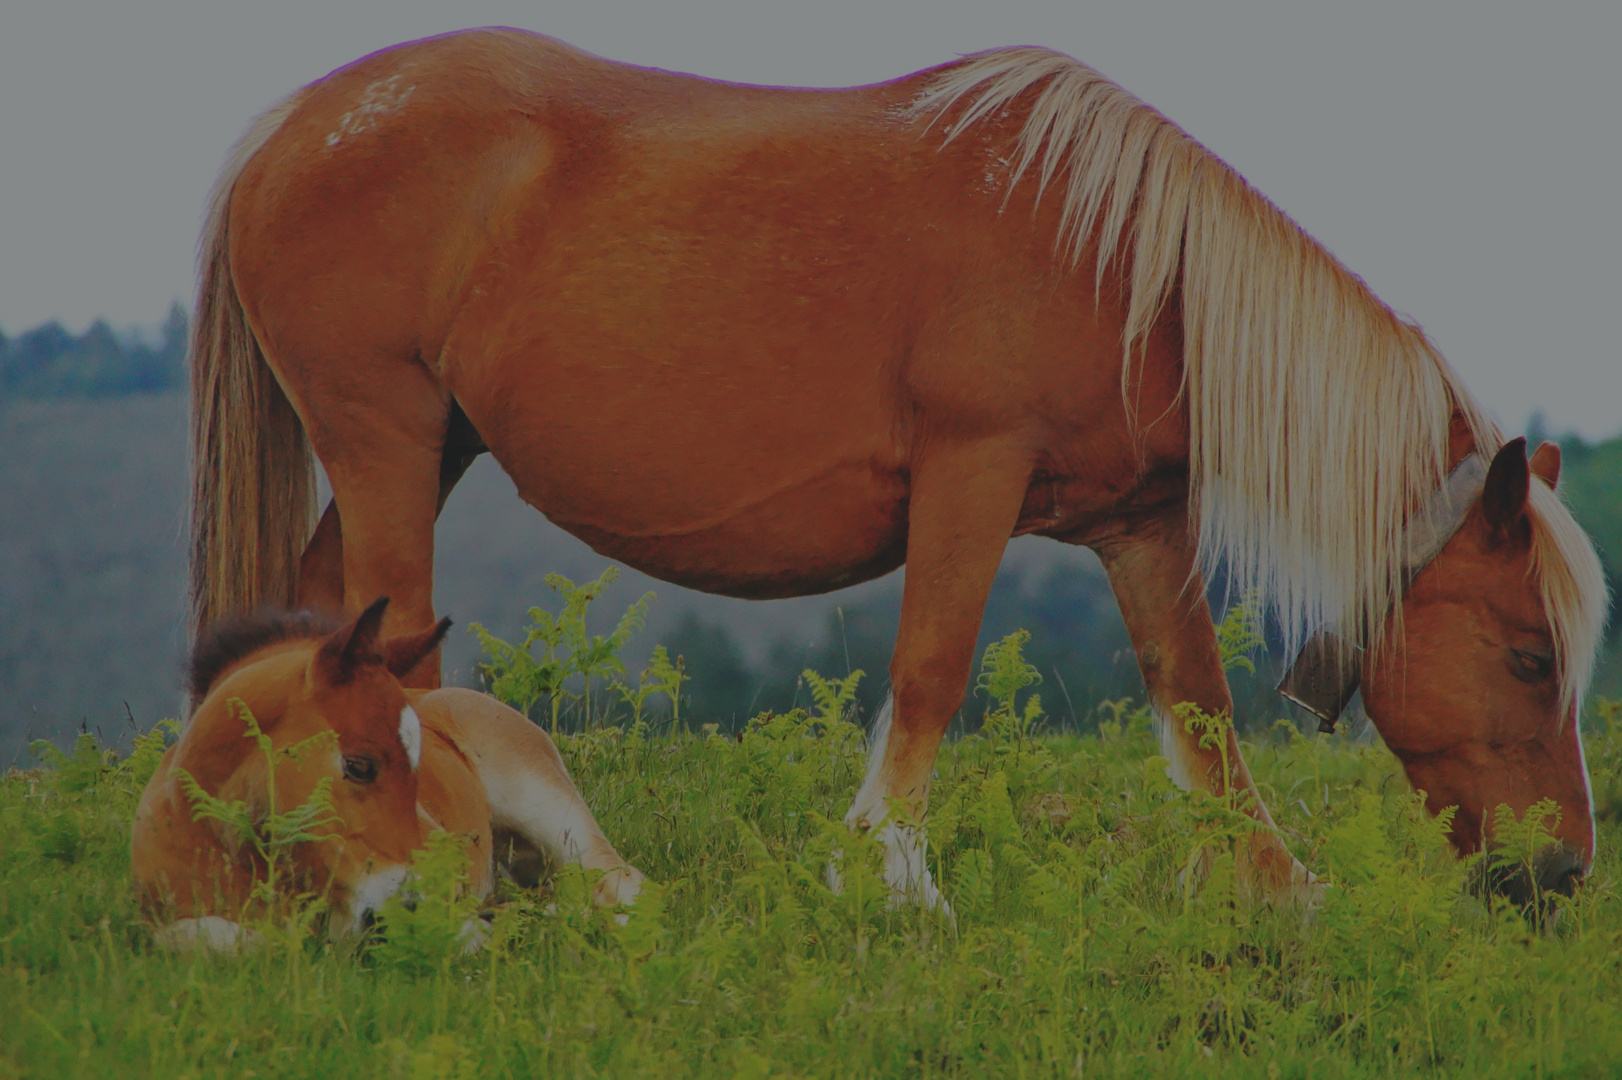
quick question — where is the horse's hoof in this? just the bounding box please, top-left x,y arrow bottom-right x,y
875,822 -> 954,920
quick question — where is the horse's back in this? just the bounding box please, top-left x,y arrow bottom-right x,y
232,27 -> 930,364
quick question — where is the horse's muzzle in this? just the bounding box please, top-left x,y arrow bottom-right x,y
1480,841 -> 1587,908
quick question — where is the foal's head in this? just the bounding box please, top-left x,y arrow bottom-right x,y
186,598 -> 449,929
1363,438 -> 1608,900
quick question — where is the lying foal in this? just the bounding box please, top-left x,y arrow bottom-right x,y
132,598 -> 643,951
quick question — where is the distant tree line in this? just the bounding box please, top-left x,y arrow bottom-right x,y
1527,413 -> 1622,630
0,305 -> 187,399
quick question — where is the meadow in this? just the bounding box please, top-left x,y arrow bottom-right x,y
5,589 -> 1622,1080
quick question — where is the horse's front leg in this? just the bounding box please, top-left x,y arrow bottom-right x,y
1096,520 -> 1315,903
844,438 -> 1030,909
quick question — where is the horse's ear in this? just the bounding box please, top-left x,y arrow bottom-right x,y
1481,438 -> 1531,541
316,596 -> 390,684
1530,440 -> 1561,488
384,617 -> 452,680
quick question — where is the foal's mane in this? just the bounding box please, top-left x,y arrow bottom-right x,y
190,610 -> 340,704
912,48 -> 1606,706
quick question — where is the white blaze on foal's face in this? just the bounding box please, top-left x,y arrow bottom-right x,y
398,705 -> 422,771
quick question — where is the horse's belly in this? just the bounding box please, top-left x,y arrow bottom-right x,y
509,445 -> 909,599
449,239 -> 914,597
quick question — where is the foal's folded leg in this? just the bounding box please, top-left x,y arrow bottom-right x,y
151,916 -> 262,954
415,688 -> 645,906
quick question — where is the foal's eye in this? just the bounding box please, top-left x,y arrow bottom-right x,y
343,756 -> 379,784
1509,648 -> 1554,683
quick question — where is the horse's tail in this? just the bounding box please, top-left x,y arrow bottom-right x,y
189,91 -> 316,640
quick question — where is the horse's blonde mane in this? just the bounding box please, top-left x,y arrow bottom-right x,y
1527,481 -> 1609,709
913,48 -> 1606,707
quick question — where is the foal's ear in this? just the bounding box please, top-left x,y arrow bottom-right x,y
1481,438 -> 1531,541
384,617 -> 453,680
1530,440 -> 1561,488
316,596 -> 390,683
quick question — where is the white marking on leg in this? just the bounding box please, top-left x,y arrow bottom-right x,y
1153,703 -> 1322,907
833,695 -> 896,892
835,694 -> 949,913
1153,703 -> 1197,790
398,706 -> 422,770
845,693 -> 894,829
832,694 -> 895,891
875,820 -> 950,916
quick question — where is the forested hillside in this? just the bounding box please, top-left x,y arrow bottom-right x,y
0,306 -> 187,399
3,311 -> 1617,762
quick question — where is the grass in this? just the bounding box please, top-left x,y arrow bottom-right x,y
4,690 -> 1622,1078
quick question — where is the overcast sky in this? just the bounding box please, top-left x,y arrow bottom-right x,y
2,0 -> 1617,437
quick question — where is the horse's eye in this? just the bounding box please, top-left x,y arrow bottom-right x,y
1510,648 -> 1554,684
343,755 -> 379,784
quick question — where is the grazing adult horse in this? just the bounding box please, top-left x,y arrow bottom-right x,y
189,30 -> 1607,906
133,599 -> 643,950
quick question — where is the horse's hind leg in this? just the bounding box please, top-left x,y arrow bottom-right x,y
261,337 -> 452,686
297,400 -> 488,630
296,502 -> 347,613
1095,518 -> 1316,903
844,437 -> 1030,909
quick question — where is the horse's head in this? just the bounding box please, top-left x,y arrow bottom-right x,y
1362,438 -> 1608,901
181,598 -> 450,930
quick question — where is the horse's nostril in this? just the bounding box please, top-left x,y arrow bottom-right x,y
1536,846 -> 1585,898
1476,842 -> 1586,909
